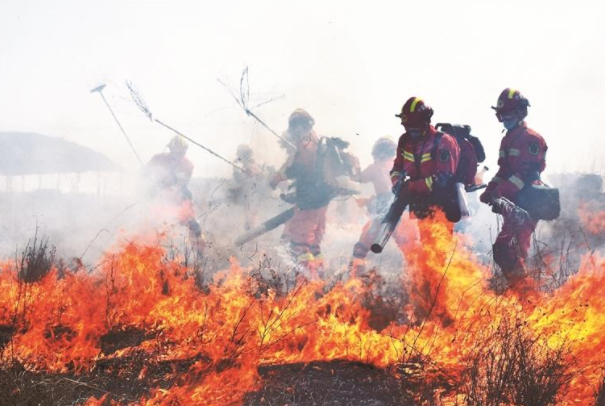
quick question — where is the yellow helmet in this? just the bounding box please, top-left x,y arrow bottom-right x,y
372,136 -> 396,159
167,135 -> 188,152
288,108 -> 315,129
236,144 -> 253,161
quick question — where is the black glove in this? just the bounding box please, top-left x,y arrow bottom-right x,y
392,179 -> 409,196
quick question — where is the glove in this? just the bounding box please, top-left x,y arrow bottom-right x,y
433,173 -> 453,189
392,179 -> 409,196
269,174 -> 282,190
391,176 -> 402,194
491,202 -> 503,214
480,185 -> 499,204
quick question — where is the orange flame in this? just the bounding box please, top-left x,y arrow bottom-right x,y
1,218 -> 604,405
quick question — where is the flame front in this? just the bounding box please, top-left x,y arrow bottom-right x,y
1,215 -> 605,405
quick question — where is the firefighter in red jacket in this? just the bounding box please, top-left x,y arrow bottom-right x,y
143,135 -> 206,255
480,88 -> 547,287
270,109 -> 332,273
390,97 -> 460,326
391,97 -> 461,229
350,137 -> 416,276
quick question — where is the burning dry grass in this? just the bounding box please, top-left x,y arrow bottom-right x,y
17,231 -> 58,284
243,360 -> 412,406
461,314 -> 572,406
1,218 -> 605,405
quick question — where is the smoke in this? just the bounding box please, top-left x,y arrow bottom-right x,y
0,0 -> 603,280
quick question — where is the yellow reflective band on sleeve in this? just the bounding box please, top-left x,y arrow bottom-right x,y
508,148 -> 521,157
508,88 -> 517,99
403,151 -> 415,162
425,176 -> 433,191
296,252 -> 315,262
421,152 -> 432,163
509,175 -> 525,190
499,150 -> 506,158
410,97 -> 422,112
391,171 -> 403,179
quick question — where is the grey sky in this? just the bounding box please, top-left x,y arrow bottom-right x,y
1,0 -> 604,178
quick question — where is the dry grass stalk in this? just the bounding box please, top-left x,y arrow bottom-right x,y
461,314 -> 572,406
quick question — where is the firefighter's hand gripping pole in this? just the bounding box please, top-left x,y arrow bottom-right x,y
371,178 -> 410,254
490,197 -> 531,225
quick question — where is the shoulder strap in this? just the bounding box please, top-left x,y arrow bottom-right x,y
431,131 -> 445,160
400,133 -> 408,154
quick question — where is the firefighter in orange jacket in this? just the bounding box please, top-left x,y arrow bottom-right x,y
143,135 -> 206,254
270,109 -> 332,272
480,88 -> 547,287
228,144 -> 267,230
390,97 -> 461,228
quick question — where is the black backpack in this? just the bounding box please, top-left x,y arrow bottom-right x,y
435,123 -> 485,186
435,123 -> 485,162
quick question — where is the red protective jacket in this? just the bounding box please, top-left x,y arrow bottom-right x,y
390,125 -> 460,194
485,122 -> 547,201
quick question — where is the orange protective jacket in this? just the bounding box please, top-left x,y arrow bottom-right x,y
145,153 -> 194,194
273,131 -> 332,209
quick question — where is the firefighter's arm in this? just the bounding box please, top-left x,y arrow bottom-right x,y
497,136 -> 546,199
390,136 -> 406,186
481,167 -> 507,200
487,172 -> 523,201
269,168 -> 287,189
269,150 -> 298,189
480,149 -> 508,204
343,152 -> 361,181
408,135 -> 459,194
516,136 -> 547,180
359,165 -> 373,184
484,140 -> 509,192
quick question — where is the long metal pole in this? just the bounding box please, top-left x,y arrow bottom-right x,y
153,118 -> 243,171
217,77 -> 297,150
91,84 -> 143,165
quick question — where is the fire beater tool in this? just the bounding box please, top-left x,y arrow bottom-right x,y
90,84 -> 143,165
217,67 -> 296,150
126,82 -> 243,171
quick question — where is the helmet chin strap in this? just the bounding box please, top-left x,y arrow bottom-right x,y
422,122 -> 429,135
